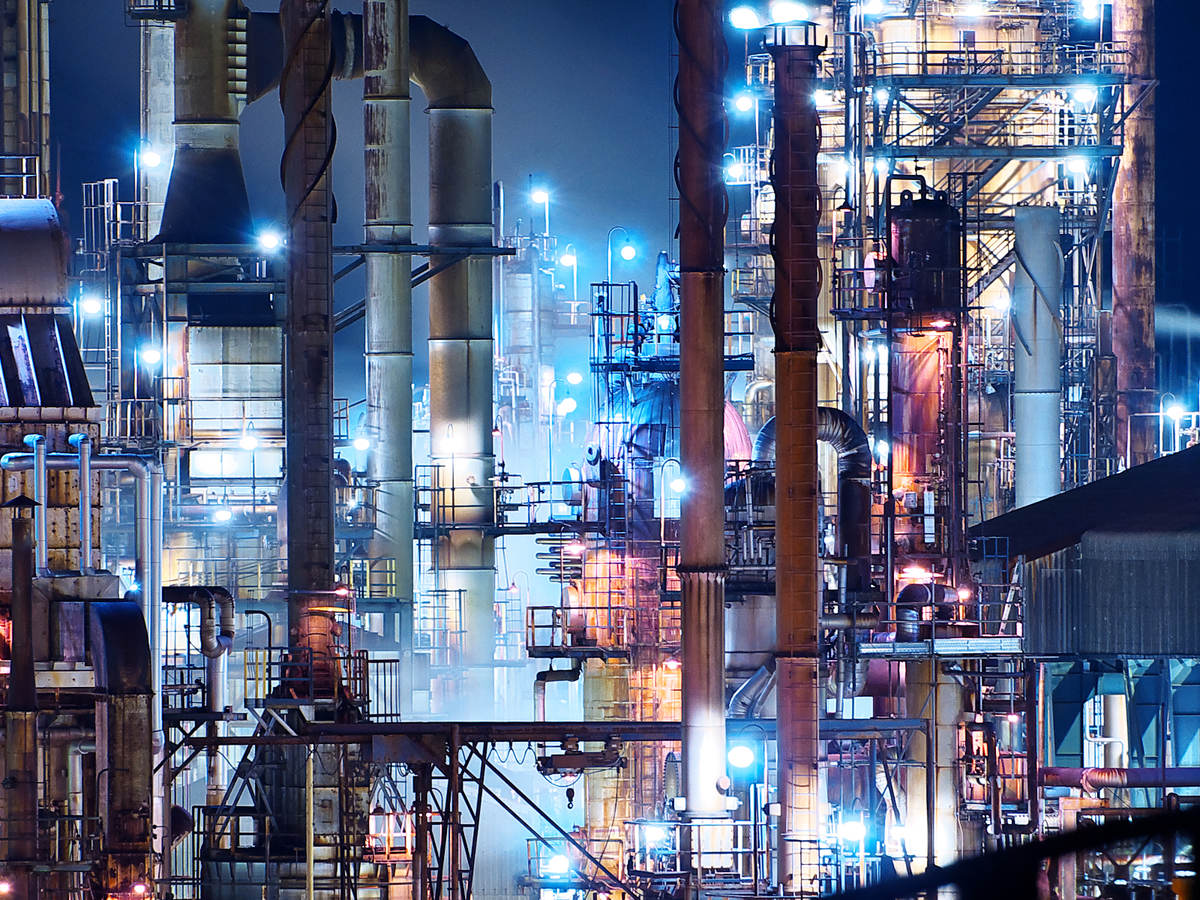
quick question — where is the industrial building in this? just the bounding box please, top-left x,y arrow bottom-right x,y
0,0 -> 1186,896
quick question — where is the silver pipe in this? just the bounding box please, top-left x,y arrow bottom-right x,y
1012,206 -> 1064,508
364,0 -> 414,609
22,435 -> 46,572
68,434 -> 92,572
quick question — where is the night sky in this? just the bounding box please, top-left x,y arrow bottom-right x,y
48,3 -> 1199,405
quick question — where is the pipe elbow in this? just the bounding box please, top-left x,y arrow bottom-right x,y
22,434 -> 43,449
409,15 -> 492,110
817,407 -> 873,480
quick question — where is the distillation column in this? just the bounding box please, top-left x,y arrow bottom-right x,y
768,25 -> 823,895
412,17 -> 496,708
363,1 -> 413,612
1113,0 -> 1156,466
674,0 -> 729,832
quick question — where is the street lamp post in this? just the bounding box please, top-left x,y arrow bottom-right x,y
606,225 -> 637,285
559,243 -> 578,305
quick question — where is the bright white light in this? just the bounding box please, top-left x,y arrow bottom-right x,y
257,230 -> 283,252
727,744 -> 756,769
559,251 -> 577,267
858,0 -> 886,14
729,5 -> 763,28
544,854 -> 570,875
139,147 -> 162,169
643,824 -> 670,846
902,564 -> 933,582
0,880 -> 13,895
1066,156 -> 1089,175
669,477 -> 687,494
213,508 -> 233,523
1072,84 -> 1098,106
658,314 -> 674,331
734,93 -> 755,113
874,87 -> 890,105
353,436 -> 371,452
876,343 -> 888,363
1080,0 -> 1100,20
958,1 -> 989,16
839,819 -> 867,843
564,541 -> 585,555
769,1 -> 809,22
875,158 -> 890,176
531,188 -> 550,205
620,243 -> 637,262
1167,404 -> 1186,422
874,439 -> 889,464
557,397 -> 577,416
566,372 -> 584,386
140,345 -> 162,367
813,89 -> 836,108
132,884 -> 149,897
957,585 -> 973,601
240,431 -> 259,451
80,294 -> 103,316
987,290 -> 1011,314
725,161 -> 746,181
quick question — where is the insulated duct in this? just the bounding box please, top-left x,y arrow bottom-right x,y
364,0 -> 414,611
675,0 -> 730,825
1012,206 -> 1063,508
158,0 -> 254,243
411,16 -> 497,696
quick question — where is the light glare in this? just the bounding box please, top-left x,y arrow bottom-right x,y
353,436 -> 371,452
729,6 -> 763,28
531,188 -> 550,205
769,1 -> 809,23
1066,156 -> 1089,175
1167,404 -> 1186,422
734,93 -> 755,113
839,819 -> 867,843
257,230 -> 283,252
544,854 -> 570,875
566,371 -> 584,386
240,431 -> 259,451
80,294 -> 103,316
620,243 -> 637,261
139,147 -> 162,169
669,477 -> 687,494
727,744 -> 756,769
140,345 -> 162,367
213,508 -> 233,523
559,251 -> 577,267
557,397 -> 577,416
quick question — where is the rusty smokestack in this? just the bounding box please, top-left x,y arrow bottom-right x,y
767,23 -> 824,895
674,0 -> 729,824
1113,0 -> 1156,466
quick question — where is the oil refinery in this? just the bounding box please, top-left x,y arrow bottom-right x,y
0,0 -> 1188,896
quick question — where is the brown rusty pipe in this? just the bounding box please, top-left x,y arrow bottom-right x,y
7,515 -> 38,891
1040,767 -> 1200,793
675,0 -> 729,822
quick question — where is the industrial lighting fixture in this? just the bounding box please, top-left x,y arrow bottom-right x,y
769,0 -> 809,21
643,824 -> 669,846
138,146 -> 162,169
930,318 -> 952,329
79,294 -> 104,316
860,0 -> 887,13
1066,156 -> 1089,175
657,313 -> 674,331
559,249 -> 577,267
1167,404 -> 1186,422
725,160 -> 746,181
1072,84 -> 1098,106
728,5 -> 763,28
873,439 -> 889,464
140,344 -> 163,367
874,158 -> 890,176
556,397 -> 577,416
0,880 -> 12,895
669,477 -> 687,494
563,540 -> 585,555
213,508 -> 233,523
733,93 -> 754,113
663,656 -> 681,671
565,371 -> 583,386
1080,0 -> 1101,19
838,819 -> 867,843
727,744 -> 756,769
874,87 -> 890,105
530,188 -> 550,205
240,425 -> 259,451
257,230 -> 283,253
957,585 -> 973,601
544,854 -> 570,876
353,436 -> 371,452
620,243 -> 637,262
131,882 -> 150,896
901,564 -> 933,582
987,291 -> 1011,314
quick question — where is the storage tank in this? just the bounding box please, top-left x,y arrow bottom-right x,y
888,189 -> 962,314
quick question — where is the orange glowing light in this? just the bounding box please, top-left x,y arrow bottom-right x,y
930,318 -> 951,329
956,586 -> 972,601
663,657 -> 681,671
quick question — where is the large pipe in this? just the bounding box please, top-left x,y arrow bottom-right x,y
767,24 -> 824,893
22,435 -> 46,572
280,0 -> 336,639
411,16 -> 496,699
68,434 -> 92,572
1012,206 -> 1063,507
5,515 -> 37,895
1113,0 -> 1156,466
1039,767 -> 1200,792
534,661 -> 582,721
675,0 -> 730,828
364,0 -> 414,612
755,408 -> 873,593
158,0 -> 254,242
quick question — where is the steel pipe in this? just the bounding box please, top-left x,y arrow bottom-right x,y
68,434 -> 92,572
1040,767 -> 1200,792
22,434 -> 46,572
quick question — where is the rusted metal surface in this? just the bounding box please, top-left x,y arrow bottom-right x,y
768,28 -> 824,895
674,0 -> 729,824
1113,0 -> 1156,466
280,0 -> 335,631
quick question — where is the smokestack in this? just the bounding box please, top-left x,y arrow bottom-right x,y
674,0 -> 729,824
280,0 -> 336,638
767,23 -> 824,894
1012,206 -> 1064,507
1113,0 -> 1156,466
364,1 -> 414,615
158,0 -> 253,243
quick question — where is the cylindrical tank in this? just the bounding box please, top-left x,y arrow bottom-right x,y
889,190 -> 961,313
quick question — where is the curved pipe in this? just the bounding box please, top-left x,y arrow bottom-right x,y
409,16 -> 491,109
22,435 -> 46,572
534,661 -> 582,721
729,662 -> 775,717
68,434 -> 91,572
161,586 -> 235,660
895,582 -> 952,642
755,408 -> 873,590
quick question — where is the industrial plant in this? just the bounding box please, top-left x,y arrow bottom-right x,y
0,0 -> 1186,896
